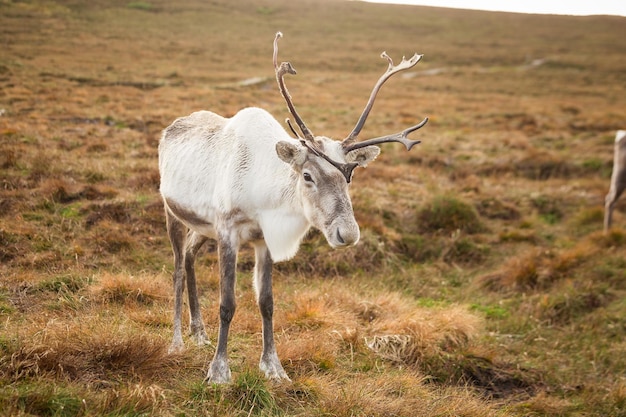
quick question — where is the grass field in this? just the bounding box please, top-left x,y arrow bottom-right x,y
1,0 -> 626,415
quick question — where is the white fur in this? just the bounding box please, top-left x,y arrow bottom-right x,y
604,129 -> 626,231
159,107 -> 368,261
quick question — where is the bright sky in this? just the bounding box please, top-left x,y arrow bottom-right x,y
360,0 -> 626,16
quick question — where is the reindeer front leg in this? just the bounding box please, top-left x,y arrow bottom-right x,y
206,232 -> 238,384
254,243 -> 290,381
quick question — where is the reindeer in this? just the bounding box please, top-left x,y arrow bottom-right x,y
158,32 -> 428,383
604,130 -> 626,232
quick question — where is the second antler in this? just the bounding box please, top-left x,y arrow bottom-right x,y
342,52 -> 428,153
273,32 -> 428,183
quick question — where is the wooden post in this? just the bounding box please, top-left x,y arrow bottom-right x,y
604,130 -> 626,232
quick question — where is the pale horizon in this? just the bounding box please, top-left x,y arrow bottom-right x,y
358,0 -> 626,17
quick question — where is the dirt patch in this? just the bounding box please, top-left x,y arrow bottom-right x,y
451,355 -> 542,400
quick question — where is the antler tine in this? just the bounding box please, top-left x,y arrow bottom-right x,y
343,52 -> 423,147
273,32 -> 315,140
343,117 -> 429,153
285,118 -> 301,139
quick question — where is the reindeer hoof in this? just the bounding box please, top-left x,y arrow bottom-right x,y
206,359 -> 231,384
260,356 -> 290,382
191,330 -> 211,347
168,338 -> 185,354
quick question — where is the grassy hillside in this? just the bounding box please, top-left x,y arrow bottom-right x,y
1,0 -> 625,415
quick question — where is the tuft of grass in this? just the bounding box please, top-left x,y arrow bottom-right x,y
0,383 -> 85,417
226,370 -> 280,416
591,256 -> 626,289
398,233 -> 443,262
28,152 -> 55,182
91,272 -> 169,306
417,195 -> 485,234
3,324 -> 182,385
39,178 -> 76,204
365,304 -> 482,365
478,249 -> 540,291
535,283 -> 614,325
35,274 -> 91,293
281,334 -> 338,376
286,295 -> 327,330
89,220 -> 134,254
127,2 -> 155,11
442,235 -> 489,265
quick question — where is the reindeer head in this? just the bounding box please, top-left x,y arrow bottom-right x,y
273,32 -> 427,248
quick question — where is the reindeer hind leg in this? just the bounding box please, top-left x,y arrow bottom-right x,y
185,231 -> 210,346
605,134 -> 626,232
165,208 -> 187,353
605,177 -> 626,232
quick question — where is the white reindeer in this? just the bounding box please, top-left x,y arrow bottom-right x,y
158,32 -> 427,383
604,130 -> 626,231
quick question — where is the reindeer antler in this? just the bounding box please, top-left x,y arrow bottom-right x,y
274,32 -> 358,183
342,52 -> 428,152
273,34 -> 427,183
343,117 -> 428,153
274,32 -> 315,141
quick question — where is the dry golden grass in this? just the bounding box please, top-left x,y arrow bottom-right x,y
1,0 -> 626,415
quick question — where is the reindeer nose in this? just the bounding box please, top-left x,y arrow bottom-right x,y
336,227 -> 359,247
336,229 -> 345,245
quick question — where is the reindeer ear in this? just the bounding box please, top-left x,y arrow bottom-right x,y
345,145 -> 380,167
276,141 -> 307,166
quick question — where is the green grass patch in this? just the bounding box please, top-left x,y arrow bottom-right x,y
35,275 -> 91,293
0,383 -> 84,417
127,2 -> 154,11
417,195 -> 485,234
470,303 -> 509,319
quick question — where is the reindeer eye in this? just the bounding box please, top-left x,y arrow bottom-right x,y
303,172 -> 314,183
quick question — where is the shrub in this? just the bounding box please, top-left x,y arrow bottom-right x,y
417,195 -> 485,234
478,250 -> 540,291
398,233 -> 442,262
442,236 -> 489,265
535,284 -> 614,325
